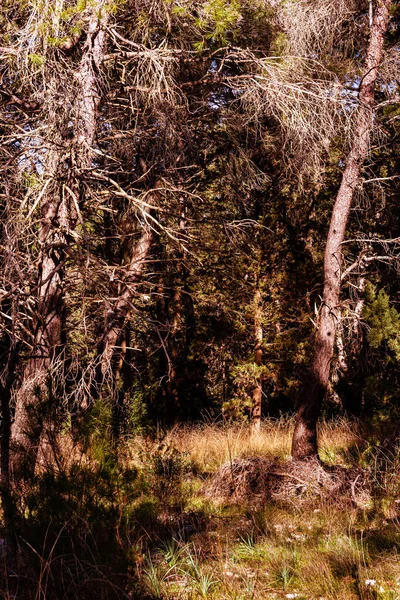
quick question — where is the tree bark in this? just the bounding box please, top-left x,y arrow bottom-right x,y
251,281 -> 263,434
0,340 -> 19,547
11,3 -> 108,479
292,0 -> 391,460
97,220 -> 154,381
95,199 -> 156,439
163,195 -> 195,424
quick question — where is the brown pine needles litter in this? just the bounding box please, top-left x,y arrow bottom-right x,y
205,455 -> 373,509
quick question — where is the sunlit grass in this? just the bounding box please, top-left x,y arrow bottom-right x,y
121,417 -> 400,600
16,417 -> 400,600
156,416 -> 364,474
165,418 -> 294,474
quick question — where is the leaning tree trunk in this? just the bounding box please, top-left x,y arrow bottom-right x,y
11,4 -> 108,479
292,0 -> 391,460
96,209 -> 155,439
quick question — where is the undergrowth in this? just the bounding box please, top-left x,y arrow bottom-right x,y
1,418 -> 400,599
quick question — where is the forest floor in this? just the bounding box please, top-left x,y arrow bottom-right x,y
2,417 -> 400,600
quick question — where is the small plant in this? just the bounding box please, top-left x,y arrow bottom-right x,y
160,538 -> 186,568
143,560 -> 167,600
233,533 -> 267,562
179,545 -> 218,598
237,571 -> 257,598
275,564 -> 295,589
193,571 -> 219,599
363,285 -> 400,360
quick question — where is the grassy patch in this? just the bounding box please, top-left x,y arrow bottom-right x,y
3,418 -> 400,599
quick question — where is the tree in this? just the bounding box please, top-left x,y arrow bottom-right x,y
1,0 -> 398,484
291,0 -> 393,460
251,274 -> 263,433
8,0 -> 109,479
94,184 -> 157,438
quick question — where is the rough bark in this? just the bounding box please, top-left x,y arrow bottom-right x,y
97,221 -> 154,380
251,282 -> 263,434
0,341 -> 18,546
163,195 -> 195,424
292,0 -> 391,460
11,4 -> 108,479
95,203 -> 155,440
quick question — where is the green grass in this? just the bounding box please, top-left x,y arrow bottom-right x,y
121,419 -> 400,599
3,418 -> 400,599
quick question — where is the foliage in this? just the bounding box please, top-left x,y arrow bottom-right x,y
363,284 -> 400,360
195,0 -> 242,45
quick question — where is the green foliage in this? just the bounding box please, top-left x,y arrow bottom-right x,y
22,173 -> 40,188
196,0 -> 242,45
363,284 -> 400,360
28,53 -> 45,66
78,397 -> 115,463
150,440 -> 192,484
226,361 -> 267,420
272,31 -> 287,55
128,389 -> 150,435
60,0 -> 87,21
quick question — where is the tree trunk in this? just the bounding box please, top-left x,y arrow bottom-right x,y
0,341 -> 18,547
11,3 -> 108,479
251,281 -> 263,434
96,207 -> 155,439
164,195 -> 194,424
98,222 -> 154,378
292,0 -> 391,460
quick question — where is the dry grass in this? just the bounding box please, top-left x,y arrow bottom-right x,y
6,416 -> 400,600
158,417 -> 363,473
124,418 -> 400,599
167,418 -> 294,473
280,0 -> 359,58
318,417 -> 364,464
